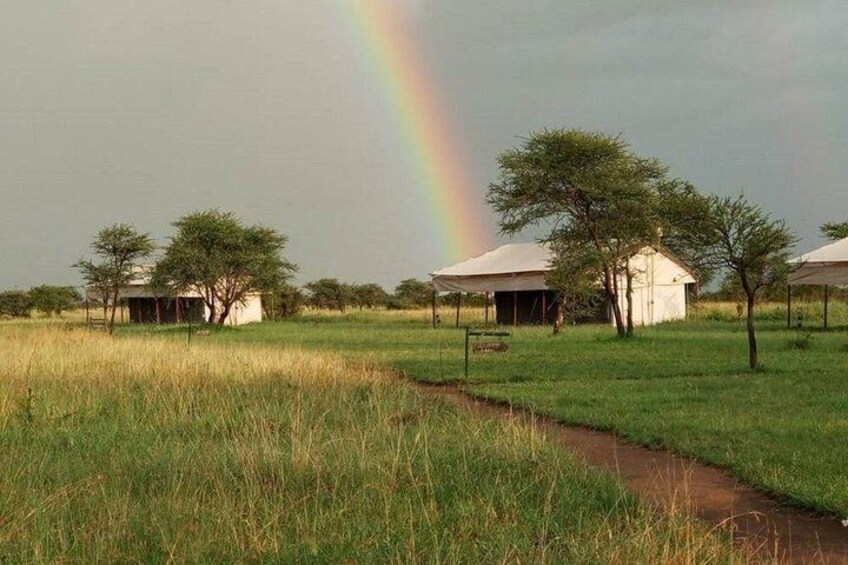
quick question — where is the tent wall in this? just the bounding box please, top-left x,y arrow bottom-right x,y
495,291 -> 557,325
432,272 -> 548,293
128,297 -> 204,324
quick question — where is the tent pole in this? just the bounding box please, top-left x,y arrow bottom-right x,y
484,292 -> 489,325
455,293 -> 461,328
542,291 -> 547,325
513,291 -> 518,326
786,285 -> 791,329
431,290 -> 437,328
824,285 -> 829,330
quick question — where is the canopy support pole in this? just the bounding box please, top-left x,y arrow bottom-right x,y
484,292 -> 490,325
786,285 -> 792,329
513,291 -> 518,326
431,290 -> 437,328
824,285 -> 829,330
542,292 -> 547,324
455,293 -> 461,328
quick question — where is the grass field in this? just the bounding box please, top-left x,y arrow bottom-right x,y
0,323 -> 744,562
138,301 -> 848,520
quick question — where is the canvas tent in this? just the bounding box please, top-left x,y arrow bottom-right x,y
430,242 -> 697,326
85,265 -> 263,326
787,237 -> 848,329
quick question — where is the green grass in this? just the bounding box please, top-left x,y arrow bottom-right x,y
0,324 -> 742,563
150,304 -> 848,518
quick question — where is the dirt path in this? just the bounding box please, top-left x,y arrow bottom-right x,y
410,382 -> 848,564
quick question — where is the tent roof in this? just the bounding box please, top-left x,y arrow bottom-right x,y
788,237 -> 848,286
790,237 -> 848,265
430,242 -> 551,278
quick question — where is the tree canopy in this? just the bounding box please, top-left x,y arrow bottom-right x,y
487,129 -> 667,336
305,278 -> 354,312
352,283 -> 389,310
75,223 -> 155,333
152,210 -> 296,324
393,279 -> 432,309
820,221 -> 848,241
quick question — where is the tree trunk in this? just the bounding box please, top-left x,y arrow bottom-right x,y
625,262 -> 634,337
217,309 -> 230,325
610,276 -> 626,337
553,299 -> 565,335
108,289 -> 119,335
746,294 -> 758,370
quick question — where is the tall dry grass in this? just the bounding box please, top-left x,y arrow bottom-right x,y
0,324 -> 749,563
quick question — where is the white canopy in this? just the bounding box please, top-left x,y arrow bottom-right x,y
788,237 -> 848,286
430,243 -> 550,292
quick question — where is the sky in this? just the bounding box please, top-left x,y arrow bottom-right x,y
1,0 -> 846,290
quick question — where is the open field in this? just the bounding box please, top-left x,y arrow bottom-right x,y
0,323 -> 744,563
128,301 -> 848,520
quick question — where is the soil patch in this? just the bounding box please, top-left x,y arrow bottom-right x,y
410,381 -> 848,564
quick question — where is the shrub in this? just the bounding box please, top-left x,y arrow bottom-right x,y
0,290 -> 33,318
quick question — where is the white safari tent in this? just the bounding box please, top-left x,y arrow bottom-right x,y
430,242 -> 697,326
85,266 -> 263,326
788,237 -> 848,329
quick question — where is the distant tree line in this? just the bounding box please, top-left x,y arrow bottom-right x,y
261,277 -> 493,319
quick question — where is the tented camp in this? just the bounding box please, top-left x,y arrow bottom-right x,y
85,266 -> 263,326
788,236 -> 848,329
430,242 -> 697,326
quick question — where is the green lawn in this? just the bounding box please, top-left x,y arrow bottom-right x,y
160,307 -> 848,518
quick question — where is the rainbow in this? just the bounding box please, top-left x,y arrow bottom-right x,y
343,0 -> 491,262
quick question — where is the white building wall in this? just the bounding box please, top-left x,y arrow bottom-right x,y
613,247 -> 696,326
203,294 -> 263,326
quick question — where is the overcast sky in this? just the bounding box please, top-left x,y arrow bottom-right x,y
1,0 -> 846,290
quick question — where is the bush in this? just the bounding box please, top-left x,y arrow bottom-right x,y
0,290 -> 33,318
29,285 -> 82,316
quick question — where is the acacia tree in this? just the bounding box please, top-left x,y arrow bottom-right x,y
305,279 -> 354,312
75,224 -> 155,333
701,195 -> 796,370
820,221 -> 848,241
352,283 -> 389,310
487,129 -> 665,337
393,279 -> 432,308
152,210 -> 296,324
262,282 -> 305,320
